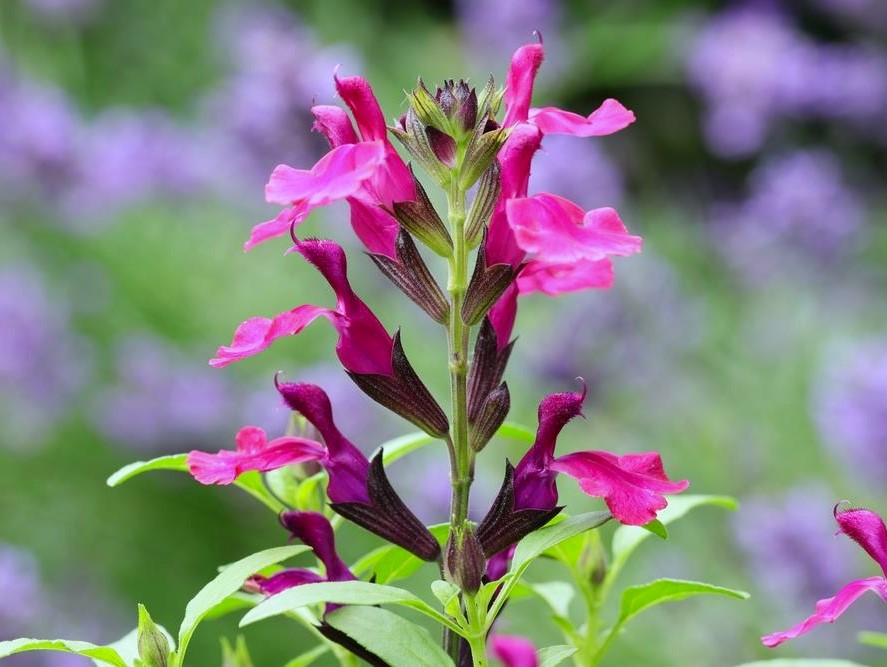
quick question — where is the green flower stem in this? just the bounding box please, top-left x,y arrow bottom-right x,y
446,179 -> 473,531
444,172 -> 481,664
465,594 -> 489,667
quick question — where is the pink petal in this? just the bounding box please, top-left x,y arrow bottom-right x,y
551,450 -> 689,526
508,195 -> 643,264
517,258 -> 614,295
499,124 -> 544,199
243,205 -> 307,252
335,74 -> 388,142
347,198 -> 399,258
293,239 -> 394,375
187,426 -> 326,485
265,141 -> 386,206
503,42 -> 545,128
529,99 -> 636,137
761,577 -> 887,647
488,283 -> 519,353
311,104 -> 359,148
835,506 -> 887,575
209,305 -> 332,368
490,634 -> 538,667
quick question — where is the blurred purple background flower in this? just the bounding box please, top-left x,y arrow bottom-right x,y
24,0 -> 102,26
529,253 -> 705,403
92,334 -> 236,452
198,5 -> 361,194
713,149 -> 865,283
813,340 -> 887,488
0,264 -> 92,450
686,6 -> 887,157
456,0 -> 566,72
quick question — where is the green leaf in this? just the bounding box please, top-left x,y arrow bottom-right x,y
859,630 -> 887,649
496,422 -> 536,443
106,456 -> 284,512
350,524 -> 447,585
527,581 -> 575,619
239,580 -> 463,635
618,578 -> 749,627
537,644 -> 578,667
0,639 -> 127,666
611,495 -> 737,567
283,644 -> 330,667
176,545 -> 309,665
733,661 -> 869,667
324,606 -> 453,667
642,519 -> 668,540
376,431 -> 437,464
511,511 -> 611,574
485,511 -> 610,627
107,454 -> 189,486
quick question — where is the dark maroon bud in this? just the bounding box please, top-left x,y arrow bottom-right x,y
467,318 -> 514,423
465,161 -> 501,248
469,382 -> 510,452
455,87 -> 478,134
425,126 -> 457,167
390,167 -> 453,257
462,250 -> 518,326
348,331 -> 450,438
476,461 -> 563,558
369,230 -> 449,325
444,525 -> 485,594
438,83 -> 457,117
331,452 -> 441,561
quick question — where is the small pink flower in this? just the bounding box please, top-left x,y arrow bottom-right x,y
187,426 -> 326,485
551,451 -> 690,526
762,505 -> 887,648
511,386 -> 688,526
490,634 -> 538,667
245,141 -> 387,251
210,238 -> 394,375
310,74 -> 415,258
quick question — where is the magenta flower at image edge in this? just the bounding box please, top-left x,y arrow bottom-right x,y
491,634 -> 539,667
762,505 -> 887,647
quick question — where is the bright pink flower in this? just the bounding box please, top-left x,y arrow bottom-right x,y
506,194 -> 642,264
309,74 -> 415,258
490,634 -> 538,667
210,238 -> 394,375
501,40 -> 636,139
187,426 -> 326,485
762,505 -> 887,648
187,383 -> 370,504
511,387 -> 688,526
551,451 -> 690,526
245,141 -> 387,251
